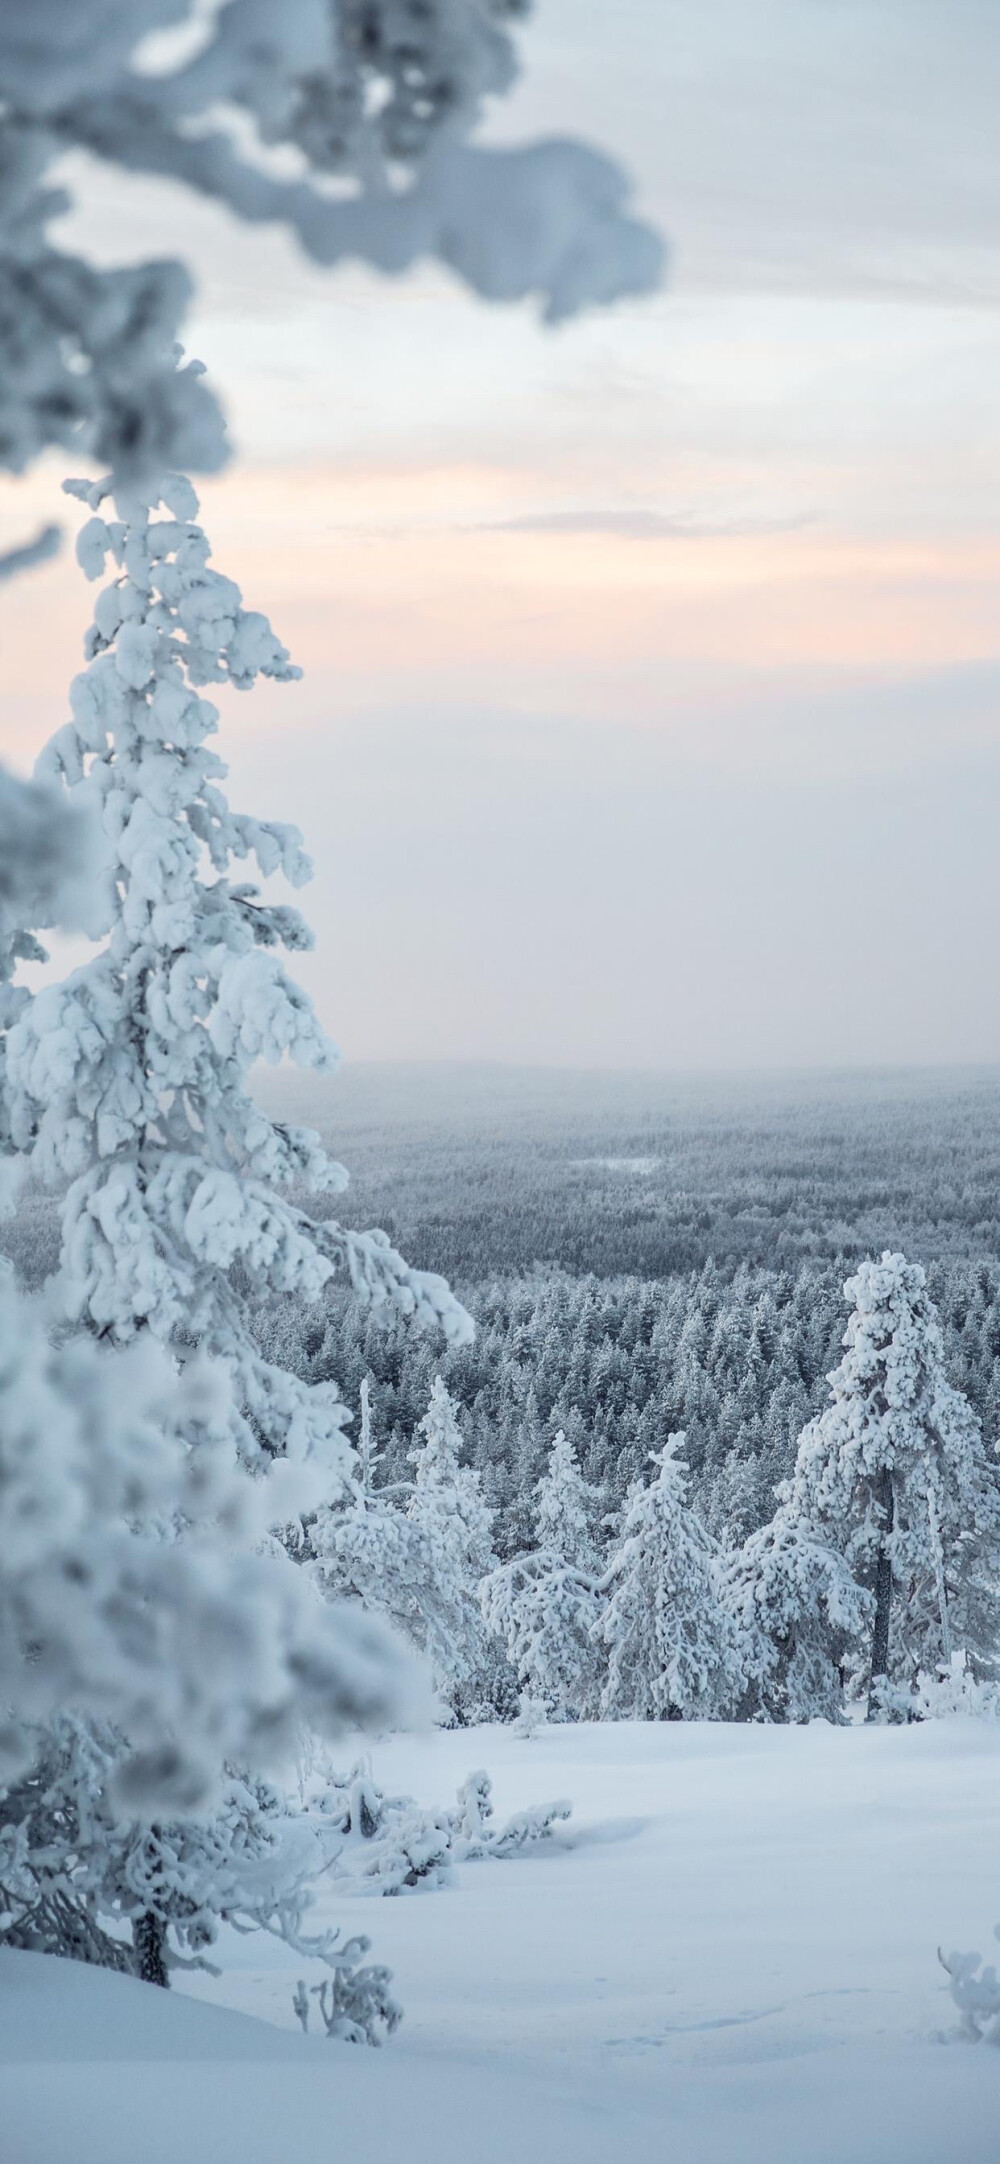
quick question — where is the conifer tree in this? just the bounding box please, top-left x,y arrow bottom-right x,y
597,1436 -> 746,1722
725,1507 -> 870,1722
482,1430 -> 603,1720
536,1429 -> 602,1573
782,1253 -> 1000,1714
310,1378 -> 429,1654
6,474 -> 470,1492
0,470 -> 464,1970
0,605 -> 427,1815
406,1378 -> 497,1721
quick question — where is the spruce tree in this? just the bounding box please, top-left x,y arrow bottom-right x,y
0,470 -> 463,1970
725,1507 -> 870,1722
406,1378 -> 497,1721
482,1430 -> 603,1720
783,1252 -> 1000,1715
597,1436 -> 746,1722
536,1428 -> 601,1573
7,473 -> 469,1482
310,1378 -> 430,1656
0,499 -> 435,1810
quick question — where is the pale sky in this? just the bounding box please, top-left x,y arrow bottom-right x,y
3,0 -> 1000,1069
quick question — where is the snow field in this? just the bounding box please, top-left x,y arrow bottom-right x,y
7,1718 -> 993,2164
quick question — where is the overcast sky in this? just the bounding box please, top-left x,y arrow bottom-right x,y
3,0 -> 1000,1069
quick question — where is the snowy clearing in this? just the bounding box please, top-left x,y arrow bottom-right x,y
6,1719 -> 1000,2163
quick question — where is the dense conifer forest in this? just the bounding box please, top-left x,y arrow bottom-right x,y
248,1065 -> 1000,1556
259,1062 -> 1000,1281
10,1064 -> 1000,1572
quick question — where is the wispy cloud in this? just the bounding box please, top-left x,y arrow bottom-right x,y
477,508 -> 814,541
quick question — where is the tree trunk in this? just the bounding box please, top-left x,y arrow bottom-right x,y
133,1911 -> 169,1988
926,1485 -> 952,1670
867,1464 -> 894,1721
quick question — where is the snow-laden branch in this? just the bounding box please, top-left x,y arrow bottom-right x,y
0,2 -> 665,494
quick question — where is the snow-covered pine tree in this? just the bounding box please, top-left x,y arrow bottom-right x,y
406,1377 -> 497,1721
0,729 -> 426,1815
724,1505 -> 871,1722
0,470 -> 469,1976
482,1429 -> 603,1720
6,473 -> 470,1498
536,1427 -> 602,1572
597,1436 -> 746,1722
309,1378 -> 430,1653
781,1253 -> 1000,1716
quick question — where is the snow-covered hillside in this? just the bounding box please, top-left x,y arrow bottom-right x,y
6,1720 -> 999,2163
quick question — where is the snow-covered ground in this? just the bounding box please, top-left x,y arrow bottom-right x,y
5,1719 -> 1000,2162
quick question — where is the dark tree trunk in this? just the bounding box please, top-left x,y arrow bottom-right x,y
867,1463 -> 894,1721
133,1911 -> 169,1988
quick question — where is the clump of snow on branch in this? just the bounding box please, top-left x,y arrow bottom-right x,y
940,1936 -> 1000,2044
0,0 -> 663,519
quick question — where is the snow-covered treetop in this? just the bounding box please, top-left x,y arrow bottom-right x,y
482,1427 -> 602,1720
410,1374 -> 465,1486
410,1375 -> 494,1569
0,0 -> 664,500
606,1433 -> 708,1570
789,1251 -> 979,1529
840,1250 -> 943,1394
535,1428 -> 600,1574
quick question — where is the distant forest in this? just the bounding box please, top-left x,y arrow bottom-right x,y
259,1061 -> 1000,1282
257,1065 -> 1000,1549
10,1063 -> 1000,1552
